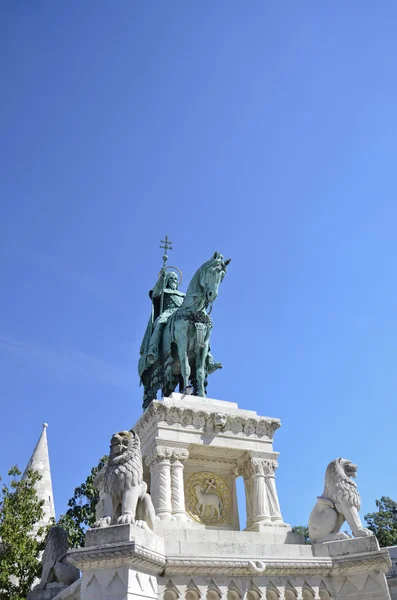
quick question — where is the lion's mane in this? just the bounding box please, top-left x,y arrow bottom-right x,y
95,431 -> 143,497
322,458 -> 360,509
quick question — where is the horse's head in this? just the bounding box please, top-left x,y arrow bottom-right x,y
200,251 -> 231,304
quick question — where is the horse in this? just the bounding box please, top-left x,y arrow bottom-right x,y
141,252 -> 230,408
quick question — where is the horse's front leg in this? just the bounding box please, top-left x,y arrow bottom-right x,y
196,338 -> 209,398
177,325 -> 191,393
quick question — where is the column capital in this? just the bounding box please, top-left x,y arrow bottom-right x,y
247,458 -> 278,477
145,445 -> 189,466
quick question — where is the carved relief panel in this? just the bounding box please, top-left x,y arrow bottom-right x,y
184,459 -> 240,529
185,471 -> 231,525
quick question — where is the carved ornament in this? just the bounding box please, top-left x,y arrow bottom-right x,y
185,471 -> 231,525
135,401 -> 280,440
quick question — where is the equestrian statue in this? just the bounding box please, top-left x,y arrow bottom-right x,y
139,236 -> 230,409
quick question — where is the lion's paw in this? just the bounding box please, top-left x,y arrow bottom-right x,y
135,520 -> 151,531
94,516 -> 111,528
355,527 -> 373,538
117,513 -> 136,525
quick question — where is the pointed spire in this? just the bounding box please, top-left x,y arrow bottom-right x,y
23,423 -> 55,533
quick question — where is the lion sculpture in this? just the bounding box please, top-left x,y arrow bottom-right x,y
308,458 -> 373,544
32,526 -> 79,592
94,429 -> 155,530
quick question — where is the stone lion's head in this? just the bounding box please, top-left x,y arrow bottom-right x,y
326,458 -> 358,480
109,429 -> 140,464
323,458 -> 360,508
98,428 -> 143,494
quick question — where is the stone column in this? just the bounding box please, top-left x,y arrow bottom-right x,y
147,448 -> 173,521
237,461 -> 254,531
265,460 -> 285,525
249,458 -> 272,530
170,448 -> 189,521
243,477 -> 254,530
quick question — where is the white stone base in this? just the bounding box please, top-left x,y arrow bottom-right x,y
67,524 -> 165,600
65,523 -> 392,600
62,394 -> 392,600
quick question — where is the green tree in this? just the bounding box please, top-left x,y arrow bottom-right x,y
58,456 -> 107,548
364,496 -> 397,548
291,525 -> 310,544
0,466 -> 46,600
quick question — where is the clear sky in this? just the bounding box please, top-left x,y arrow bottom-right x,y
1,1 -> 397,530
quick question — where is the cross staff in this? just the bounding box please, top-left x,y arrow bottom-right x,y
159,235 -> 172,315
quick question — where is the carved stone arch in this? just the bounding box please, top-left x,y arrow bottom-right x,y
318,580 -> 332,599
246,580 -> 262,600
227,580 -> 242,600
302,581 -> 315,600
186,579 -> 202,600
164,579 -> 181,600
207,579 -> 222,600
284,580 -> 298,600
265,583 -> 280,600
85,573 -> 103,597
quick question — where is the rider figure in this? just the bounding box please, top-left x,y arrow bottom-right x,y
146,267 -> 184,364
140,267 -> 222,375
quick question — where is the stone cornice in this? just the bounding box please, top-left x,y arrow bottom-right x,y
165,557 -> 332,576
135,400 -> 281,441
66,541 -> 166,573
164,549 -> 391,576
67,541 -> 391,579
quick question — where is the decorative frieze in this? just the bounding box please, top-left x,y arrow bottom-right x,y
135,400 -> 281,441
161,550 -> 391,576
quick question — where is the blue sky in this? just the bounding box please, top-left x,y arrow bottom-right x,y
1,1 -> 397,530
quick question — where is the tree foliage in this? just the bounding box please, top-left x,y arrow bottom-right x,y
364,496 -> 397,548
291,525 -> 310,544
0,466 -> 46,600
58,456 -> 107,548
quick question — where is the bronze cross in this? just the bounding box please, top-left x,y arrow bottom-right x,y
160,235 -> 172,268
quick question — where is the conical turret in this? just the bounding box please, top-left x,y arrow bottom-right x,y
23,423 -> 55,533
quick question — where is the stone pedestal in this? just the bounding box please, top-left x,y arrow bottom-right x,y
67,524 -> 165,600
61,393 -> 393,600
135,393 -> 288,531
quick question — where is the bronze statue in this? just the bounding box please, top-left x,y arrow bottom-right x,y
139,237 -> 230,409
